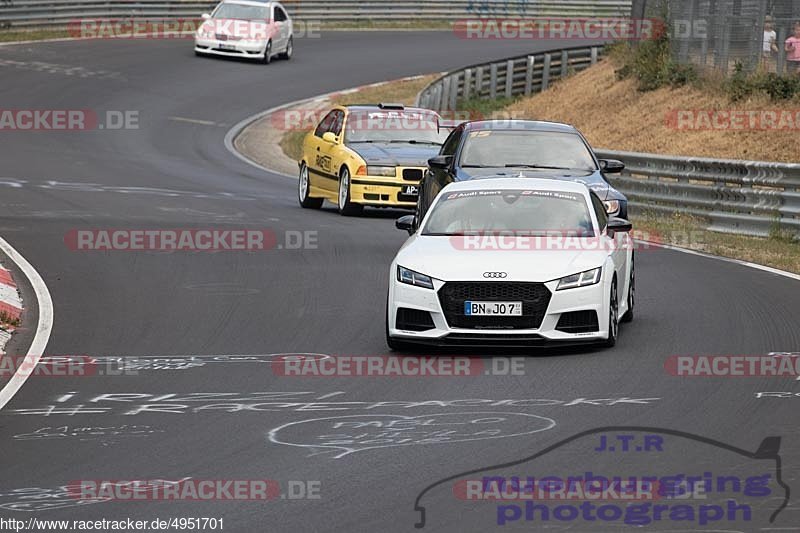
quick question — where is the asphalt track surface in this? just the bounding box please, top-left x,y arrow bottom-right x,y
0,32 -> 799,532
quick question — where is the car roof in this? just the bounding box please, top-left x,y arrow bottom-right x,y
219,0 -> 278,7
343,105 -> 439,115
463,120 -> 579,134
443,177 -> 590,195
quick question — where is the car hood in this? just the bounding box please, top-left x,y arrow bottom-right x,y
348,142 -> 440,167
199,19 -> 275,39
457,167 -> 621,200
396,235 -> 608,282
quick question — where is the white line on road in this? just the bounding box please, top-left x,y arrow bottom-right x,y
0,236 -> 54,411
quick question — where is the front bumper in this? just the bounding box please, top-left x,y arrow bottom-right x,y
387,276 -> 609,347
195,38 -> 266,58
350,167 -> 424,208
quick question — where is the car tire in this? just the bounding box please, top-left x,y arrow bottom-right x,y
279,37 -> 293,60
262,41 -> 272,64
603,278 -> 619,348
337,167 -> 363,216
298,163 -> 323,209
621,257 -> 634,323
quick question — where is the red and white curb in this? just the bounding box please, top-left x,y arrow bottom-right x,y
0,264 -> 23,353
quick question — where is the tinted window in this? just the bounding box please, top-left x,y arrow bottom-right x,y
314,111 -> 338,138
423,189 -> 594,236
440,127 -> 463,156
329,110 -> 345,137
344,110 -> 442,144
590,192 -> 608,229
459,130 -> 597,171
214,3 -> 269,19
274,7 -> 287,21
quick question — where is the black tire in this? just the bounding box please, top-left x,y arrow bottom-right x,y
279,37 -> 293,60
603,278 -> 619,348
298,163 -> 323,209
261,41 -> 272,64
621,256 -> 635,323
337,167 -> 363,216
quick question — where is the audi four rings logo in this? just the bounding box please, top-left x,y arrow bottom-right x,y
483,272 -> 508,278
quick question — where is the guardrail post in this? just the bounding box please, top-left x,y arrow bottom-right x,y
432,84 -> 442,112
591,47 -> 598,65
542,53 -> 551,90
489,63 -> 498,99
449,74 -> 459,111
561,50 -> 569,78
463,68 -> 472,100
441,77 -> 452,111
524,55 -> 535,96
504,59 -> 514,98
475,66 -> 484,97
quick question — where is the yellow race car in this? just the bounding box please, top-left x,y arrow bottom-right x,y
297,103 -> 446,215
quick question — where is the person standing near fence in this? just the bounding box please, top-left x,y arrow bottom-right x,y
785,22 -> 800,75
762,18 -> 778,66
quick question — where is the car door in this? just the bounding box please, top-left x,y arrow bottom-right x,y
306,110 -> 337,192
272,4 -> 289,51
316,109 -> 345,193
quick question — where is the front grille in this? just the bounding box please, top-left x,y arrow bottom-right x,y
438,282 -> 551,330
402,168 -> 423,181
396,308 -> 436,332
556,311 -> 599,334
215,33 -> 227,41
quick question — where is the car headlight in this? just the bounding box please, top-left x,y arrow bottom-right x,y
556,268 -> 602,291
367,166 -> 397,177
197,27 -> 214,38
397,266 -> 435,290
603,200 -> 620,216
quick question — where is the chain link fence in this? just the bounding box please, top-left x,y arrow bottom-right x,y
635,0 -> 800,75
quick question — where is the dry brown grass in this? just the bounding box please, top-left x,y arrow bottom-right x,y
505,61 -> 799,162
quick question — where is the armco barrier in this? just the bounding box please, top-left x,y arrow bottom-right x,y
0,0 -> 632,30
416,46 -> 800,239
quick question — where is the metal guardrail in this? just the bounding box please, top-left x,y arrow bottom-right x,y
416,46 -> 800,238
597,150 -> 800,238
416,45 -> 602,111
0,0 -> 632,30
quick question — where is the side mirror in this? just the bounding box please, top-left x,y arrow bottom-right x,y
201,13 -> 211,20
428,155 -> 453,170
322,132 -> 338,144
599,159 -> 625,174
395,215 -> 416,235
607,217 -> 632,236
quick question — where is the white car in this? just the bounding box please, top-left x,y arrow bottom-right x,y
386,177 -> 635,349
194,0 -> 293,63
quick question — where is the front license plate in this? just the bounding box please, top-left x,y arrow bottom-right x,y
219,43 -> 236,51
464,301 -> 523,316
402,185 -> 418,196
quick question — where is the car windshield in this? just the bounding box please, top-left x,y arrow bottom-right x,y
345,110 -> 443,144
213,3 -> 269,20
422,189 -> 595,236
459,130 -> 597,171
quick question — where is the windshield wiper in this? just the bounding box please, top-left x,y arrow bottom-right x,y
387,140 -> 442,145
504,164 -> 572,170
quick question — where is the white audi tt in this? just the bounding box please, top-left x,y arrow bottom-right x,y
386,178 -> 634,349
195,0 -> 293,63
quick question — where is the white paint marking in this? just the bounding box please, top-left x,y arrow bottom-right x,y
0,236 -> 54,411
168,116 -> 222,127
